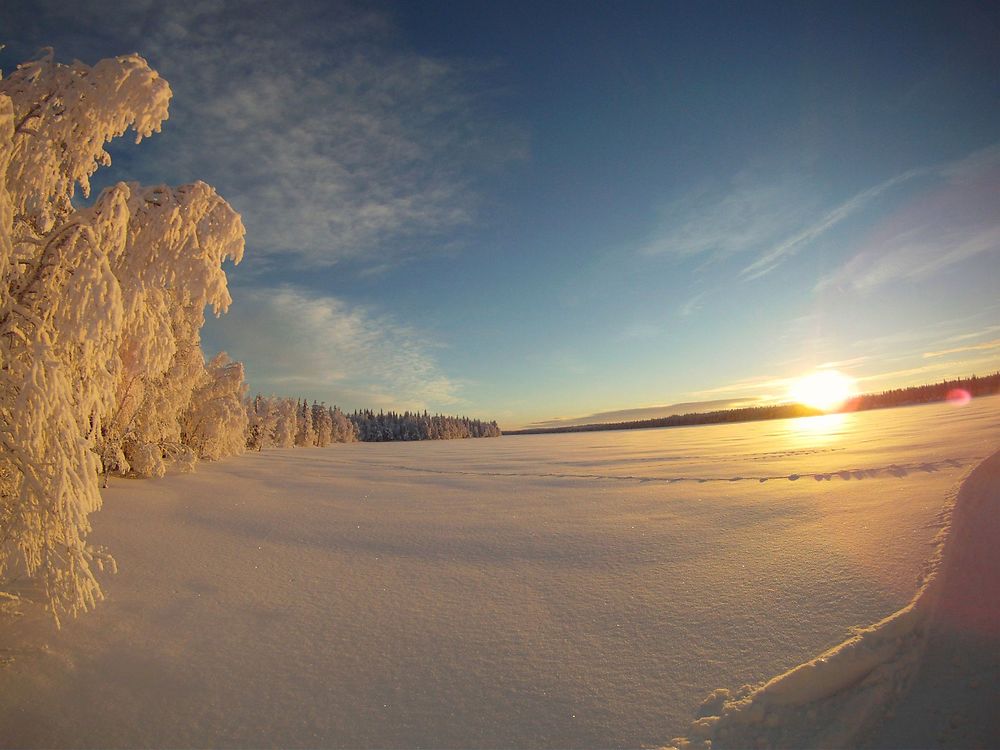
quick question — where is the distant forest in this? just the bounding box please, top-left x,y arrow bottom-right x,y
350,410 -> 501,441
506,371 -> 1000,436
246,396 -> 502,448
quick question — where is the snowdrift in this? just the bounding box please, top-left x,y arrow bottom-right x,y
667,446 -> 1000,750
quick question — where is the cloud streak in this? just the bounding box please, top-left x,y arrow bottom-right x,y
689,374 -> 796,400
679,291 -> 706,318
639,176 -> 818,261
739,168 -> 926,280
944,324 -> 1000,344
816,146 -> 1000,293
923,339 -> 1000,359
855,352 -> 1000,389
639,142 -> 999,285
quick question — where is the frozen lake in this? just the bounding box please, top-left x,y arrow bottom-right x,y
2,398 -> 999,748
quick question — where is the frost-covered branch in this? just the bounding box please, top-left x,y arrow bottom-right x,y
0,51 -> 246,624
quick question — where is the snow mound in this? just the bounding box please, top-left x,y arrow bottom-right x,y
666,446 -> 1000,750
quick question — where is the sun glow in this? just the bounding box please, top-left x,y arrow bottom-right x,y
789,370 -> 856,413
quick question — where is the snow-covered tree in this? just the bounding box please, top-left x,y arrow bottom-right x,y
96,182 -> 245,478
330,405 -> 358,443
294,398 -> 316,448
272,397 -> 298,448
313,402 -> 333,447
247,395 -> 278,451
0,51 -> 244,624
181,353 -> 249,461
347,409 -> 500,441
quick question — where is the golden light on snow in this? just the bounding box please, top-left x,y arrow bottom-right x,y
788,370 -> 856,413
788,411 -> 848,440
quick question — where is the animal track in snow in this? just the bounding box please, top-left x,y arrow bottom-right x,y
365,456 -> 981,486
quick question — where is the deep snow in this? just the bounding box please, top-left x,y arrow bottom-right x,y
1,398 -> 998,748
669,432 -> 1000,749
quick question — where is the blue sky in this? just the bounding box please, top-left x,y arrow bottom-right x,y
3,0 -> 999,428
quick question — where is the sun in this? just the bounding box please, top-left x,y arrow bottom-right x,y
788,370 -> 856,413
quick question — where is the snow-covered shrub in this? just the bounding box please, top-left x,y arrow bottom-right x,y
124,442 -> 167,479
0,51 -> 245,623
181,353 -> 249,461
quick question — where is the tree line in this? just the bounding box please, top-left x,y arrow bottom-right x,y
244,398 -> 501,448
507,372 -> 1000,436
849,372 -> 1000,411
350,409 -> 500,441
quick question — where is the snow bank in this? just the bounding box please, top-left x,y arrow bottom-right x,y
667,447 -> 1000,750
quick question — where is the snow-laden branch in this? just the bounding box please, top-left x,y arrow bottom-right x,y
0,51 -> 246,624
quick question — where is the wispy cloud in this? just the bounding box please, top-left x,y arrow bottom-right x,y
923,338 -> 1000,359
817,223 -> 1000,293
203,284 -> 461,410
739,168 -> 926,280
855,352 -> 1000,389
679,291 -> 706,318
816,145 -> 1000,293
845,311 -> 999,354
638,142 -> 1000,285
3,0 -> 525,269
944,324 -> 1000,344
816,356 -> 873,370
688,374 -> 795,400
639,176 -> 818,261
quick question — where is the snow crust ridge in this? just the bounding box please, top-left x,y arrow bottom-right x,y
666,446 -> 1000,750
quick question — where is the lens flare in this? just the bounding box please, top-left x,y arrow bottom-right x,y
946,388 -> 972,406
788,370 -> 856,413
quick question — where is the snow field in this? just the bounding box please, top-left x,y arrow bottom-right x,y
671,442 -> 1000,749
0,398 -> 998,748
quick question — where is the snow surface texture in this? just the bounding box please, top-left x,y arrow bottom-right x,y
858,444 -> 1000,748
668,421 -> 1000,748
1,398 -> 998,748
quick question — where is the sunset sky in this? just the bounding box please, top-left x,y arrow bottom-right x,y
2,0 -> 998,428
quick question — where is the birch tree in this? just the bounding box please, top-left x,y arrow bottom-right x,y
0,51 -> 245,623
